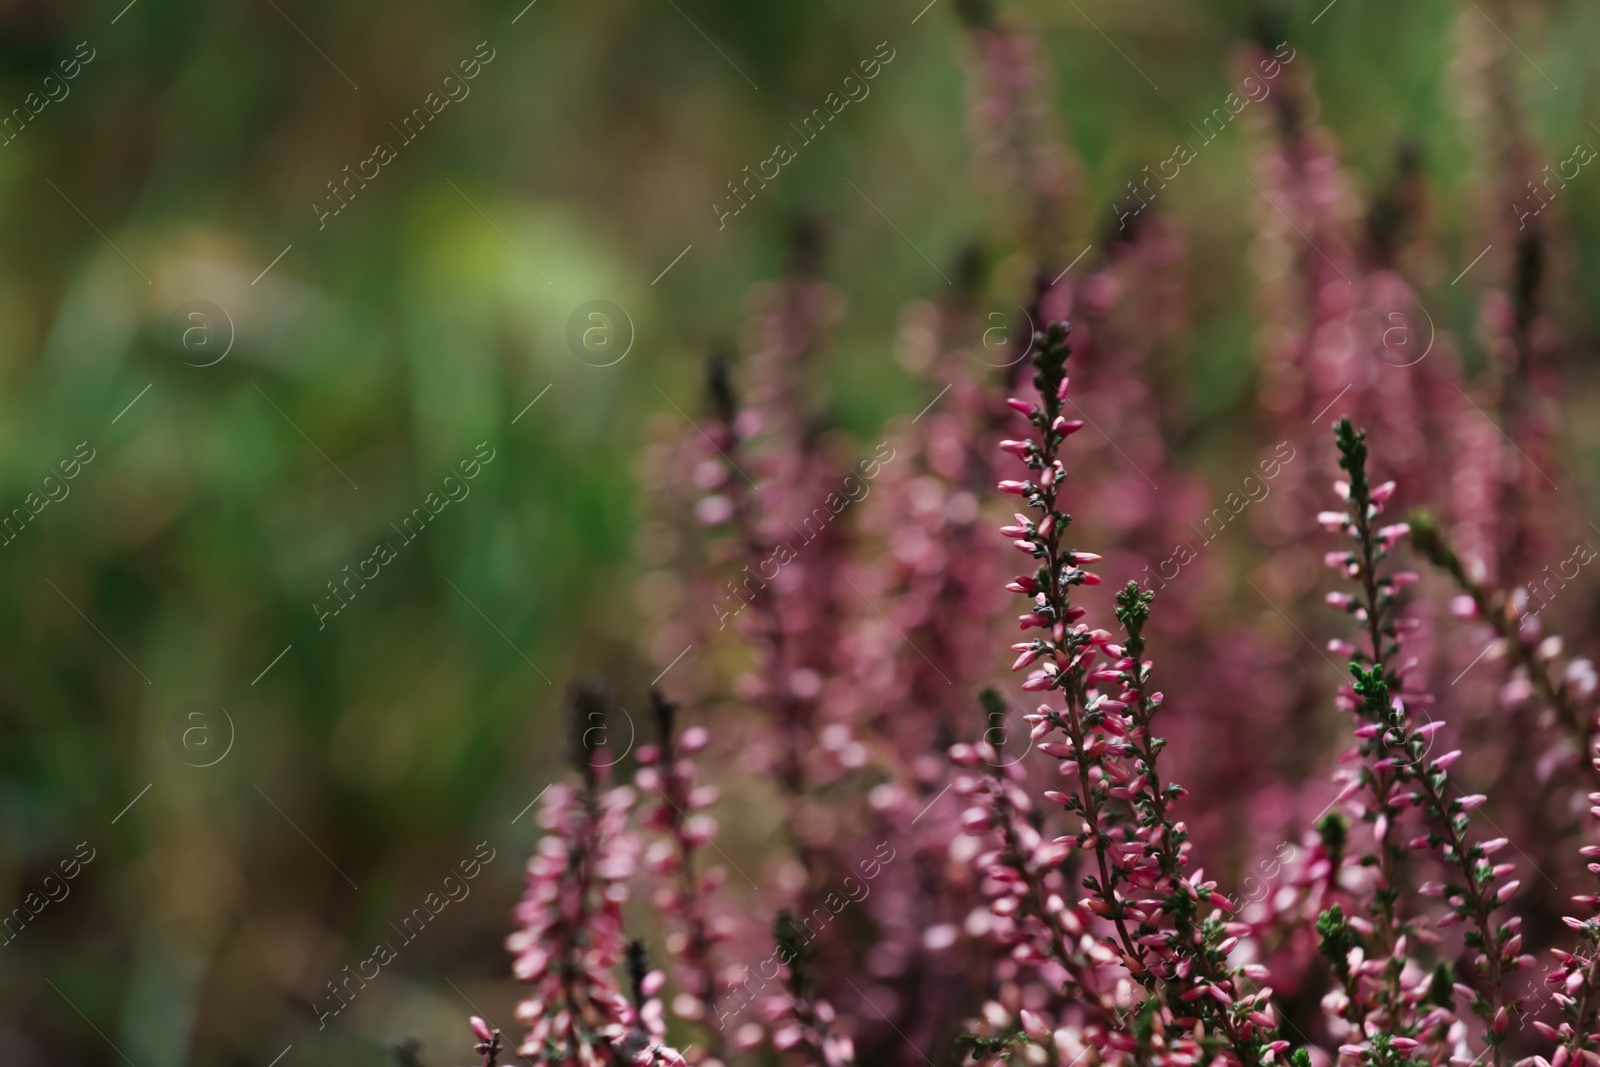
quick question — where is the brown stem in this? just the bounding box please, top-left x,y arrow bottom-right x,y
1062,680 -> 1142,973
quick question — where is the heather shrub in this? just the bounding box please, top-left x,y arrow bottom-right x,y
472,10 -> 1600,1067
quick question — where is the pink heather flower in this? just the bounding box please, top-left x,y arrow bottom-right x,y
634,690 -> 730,1053
1323,420 -> 1521,1062
972,320 -> 1278,1063
470,1016 -> 503,1067
506,682 -> 645,1065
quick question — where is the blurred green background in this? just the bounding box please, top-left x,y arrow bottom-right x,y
1,0 -> 1596,1063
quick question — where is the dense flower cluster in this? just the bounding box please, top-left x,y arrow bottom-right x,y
636,690 -> 730,1052
1318,420 -> 1524,1066
504,683 -> 685,1067
473,10 -> 1600,1067
962,323 -> 1281,1067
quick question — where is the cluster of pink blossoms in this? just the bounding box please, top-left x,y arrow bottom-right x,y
1314,421 -> 1524,1067
635,690 -> 731,1054
503,683 -> 685,1067
468,9 -> 1600,1065
953,321 -> 1283,1067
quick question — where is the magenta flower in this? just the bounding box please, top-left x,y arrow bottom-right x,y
504,682 -> 682,1067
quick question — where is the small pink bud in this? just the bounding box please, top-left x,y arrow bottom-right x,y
960,807 -> 992,833
1371,481 -> 1396,503
1006,398 -> 1037,416
998,480 -> 1029,496
471,1017 -> 494,1043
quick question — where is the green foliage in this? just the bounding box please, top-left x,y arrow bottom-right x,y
1317,810 -> 1348,855
1317,904 -> 1362,982
951,1029 -> 1024,1063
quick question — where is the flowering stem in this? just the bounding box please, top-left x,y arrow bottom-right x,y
977,690 -> 1108,1011
1062,674 -> 1143,969
997,324 -> 1140,968
705,357 -> 823,890
1564,949 -> 1600,1062
648,690 -> 725,1059
1334,420 -> 1409,1013
1539,759 -> 1600,1063
1331,421 -> 1513,1067
997,324 -> 1270,1067
1113,585 -> 1269,1067
1409,511 -> 1600,791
